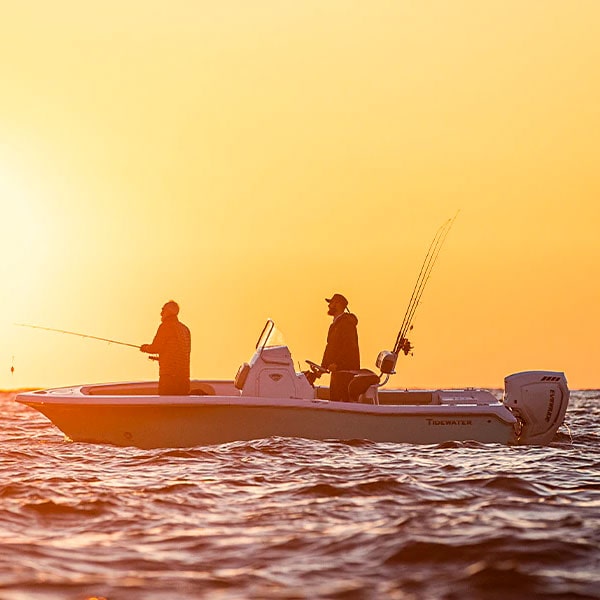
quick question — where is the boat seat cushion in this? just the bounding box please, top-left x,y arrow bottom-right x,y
348,370 -> 380,403
234,363 -> 251,390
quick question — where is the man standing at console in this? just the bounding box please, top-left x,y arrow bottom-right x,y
319,293 -> 360,402
140,300 -> 191,395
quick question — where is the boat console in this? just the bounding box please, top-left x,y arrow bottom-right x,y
235,345 -> 314,399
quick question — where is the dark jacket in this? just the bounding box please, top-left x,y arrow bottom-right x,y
144,315 -> 191,378
321,312 -> 360,372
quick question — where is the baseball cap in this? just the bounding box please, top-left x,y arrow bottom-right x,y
325,293 -> 348,307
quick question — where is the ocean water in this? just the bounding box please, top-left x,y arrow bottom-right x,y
0,390 -> 598,600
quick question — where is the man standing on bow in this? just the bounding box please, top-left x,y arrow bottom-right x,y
318,293 -> 360,402
140,300 -> 191,395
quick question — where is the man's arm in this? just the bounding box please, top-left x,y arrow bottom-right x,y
140,323 -> 167,354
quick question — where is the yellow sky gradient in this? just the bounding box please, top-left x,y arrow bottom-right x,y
1,1 -> 599,390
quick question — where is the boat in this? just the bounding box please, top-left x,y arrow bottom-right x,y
16,319 -> 570,449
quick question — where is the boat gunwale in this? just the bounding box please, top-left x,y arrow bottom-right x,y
15,389 -> 516,423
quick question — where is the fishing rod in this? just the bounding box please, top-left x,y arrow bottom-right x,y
14,323 -> 141,349
393,212 -> 458,357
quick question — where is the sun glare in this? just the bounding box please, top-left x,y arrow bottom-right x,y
0,167 -> 52,308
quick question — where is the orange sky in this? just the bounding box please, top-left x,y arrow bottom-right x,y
1,1 -> 599,390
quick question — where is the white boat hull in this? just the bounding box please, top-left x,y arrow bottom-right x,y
16,376 -> 565,449
16,336 -> 570,449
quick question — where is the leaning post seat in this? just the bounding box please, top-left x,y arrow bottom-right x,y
347,370 -> 381,404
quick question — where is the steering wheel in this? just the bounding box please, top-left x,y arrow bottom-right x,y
305,360 -> 329,375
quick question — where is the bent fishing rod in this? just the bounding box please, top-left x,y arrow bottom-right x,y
393,212 -> 458,357
14,323 -> 141,349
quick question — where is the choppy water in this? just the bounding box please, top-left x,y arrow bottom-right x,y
0,390 -> 598,600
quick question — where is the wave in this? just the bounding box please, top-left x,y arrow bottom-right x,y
0,392 -> 597,599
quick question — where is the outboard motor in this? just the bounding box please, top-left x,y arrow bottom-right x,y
504,371 -> 569,445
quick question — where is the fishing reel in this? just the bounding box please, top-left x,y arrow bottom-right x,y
399,338 -> 413,356
377,337 -> 413,379
148,355 -> 159,361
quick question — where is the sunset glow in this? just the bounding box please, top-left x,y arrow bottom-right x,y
1,1 -> 599,390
